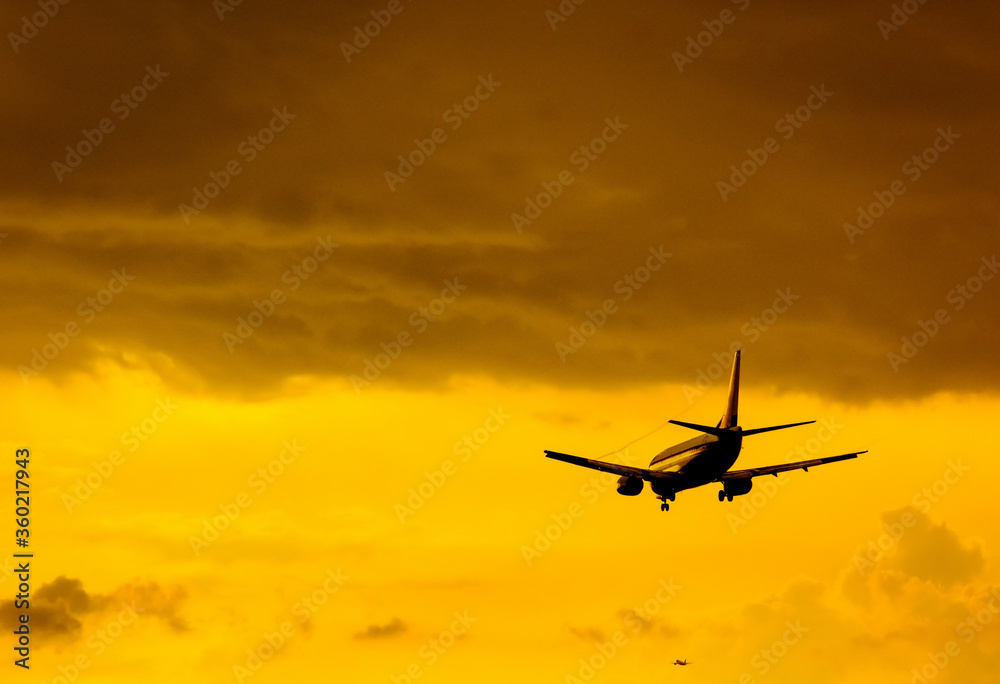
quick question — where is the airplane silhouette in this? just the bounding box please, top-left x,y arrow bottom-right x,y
544,350 -> 865,511
673,659 -> 691,666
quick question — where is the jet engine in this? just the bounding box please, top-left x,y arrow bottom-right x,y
725,478 -> 753,496
719,477 -> 752,501
616,475 -> 643,496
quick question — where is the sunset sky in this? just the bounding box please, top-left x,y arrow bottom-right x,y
2,0 -> 999,682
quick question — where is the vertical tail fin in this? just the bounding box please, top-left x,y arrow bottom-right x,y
720,350 -> 740,428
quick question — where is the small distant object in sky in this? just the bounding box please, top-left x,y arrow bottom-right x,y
673,659 -> 692,666
544,350 -> 865,512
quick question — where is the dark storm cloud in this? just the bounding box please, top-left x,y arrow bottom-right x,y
4,0 -> 999,399
0,576 -> 90,641
0,576 -> 189,643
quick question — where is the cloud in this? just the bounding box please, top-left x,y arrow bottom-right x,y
354,617 -> 407,640
35,575 -> 97,614
842,508 -> 986,612
4,0 -> 999,401
564,510 -> 999,681
111,581 -> 191,633
4,576 -> 91,642
883,509 -> 985,587
567,625 -> 606,642
0,576 -> 189,645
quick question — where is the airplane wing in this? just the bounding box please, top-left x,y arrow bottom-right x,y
720,451 -> 866,480
543,450 -> 650,479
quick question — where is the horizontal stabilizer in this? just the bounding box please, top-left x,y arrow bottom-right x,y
668,420 -> 735,438
741,420 -> 815,436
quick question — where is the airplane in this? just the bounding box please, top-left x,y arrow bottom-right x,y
673,659 -> 691,666
544,350 -> 865,511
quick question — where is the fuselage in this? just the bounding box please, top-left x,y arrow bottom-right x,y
648,428 -> 743,492
544,350 -> 862,512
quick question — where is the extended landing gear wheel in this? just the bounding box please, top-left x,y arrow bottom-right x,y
727,494 -> 734,502
718,490 -> 725,502
661,502 -> 669,512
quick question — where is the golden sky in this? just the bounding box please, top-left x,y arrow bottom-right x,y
2,1 -> 999,682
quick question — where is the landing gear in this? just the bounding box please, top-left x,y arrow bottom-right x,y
718,490 -> 725,502
660,502 -> 669,512
658,493 -> 673,512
